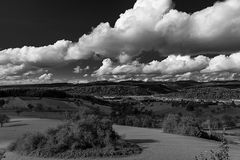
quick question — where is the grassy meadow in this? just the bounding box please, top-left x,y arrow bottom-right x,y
1,118 -> 240,160
0,96 -> 240,160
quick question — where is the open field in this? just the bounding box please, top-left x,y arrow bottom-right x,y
0,118 -> 61,149
0,118 -> 240,160
1,97 -> 78,110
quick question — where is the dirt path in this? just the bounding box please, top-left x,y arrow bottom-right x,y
1,119 -> 240,160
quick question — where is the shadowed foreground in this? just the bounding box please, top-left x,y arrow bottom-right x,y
1,118 -> 240,160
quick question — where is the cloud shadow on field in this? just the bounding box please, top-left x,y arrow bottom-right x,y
127,139 -> 159,144
5,123 -> 28,128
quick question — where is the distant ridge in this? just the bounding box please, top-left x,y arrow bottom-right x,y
1,80 -> 240,97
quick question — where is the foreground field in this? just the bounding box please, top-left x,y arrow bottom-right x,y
0,118 -> 61,149
0,118 -> 240,160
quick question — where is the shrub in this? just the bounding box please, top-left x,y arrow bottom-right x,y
186,102 -> 195,111
9,115 -> 141,158
162,114 -> 223,141
27,104 -> 34,110
0,99 -> 5,108
33,104 -> 44,112
0,150 -> 5,160
16,109 -> 24,116
177,116 -> 202,137
195,142 -> 230,160
0,114 -> 9,127
222,115 -> 236,128
163,114 -> 202,136
162,114 -> 180,133
8,132 -> 47,155
113,114 -> 160,128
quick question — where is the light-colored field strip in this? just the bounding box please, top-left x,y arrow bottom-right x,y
1,118 -> 240,160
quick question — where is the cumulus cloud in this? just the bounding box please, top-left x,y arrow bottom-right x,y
1,0 -> 240,65
143,55 -> 209,74
39,73 -> 53,81
73,66 -> 82,74
0,64 -> 25,79
74,0 -> 240,60
94,51 -> 240,81
202,52 -> 240,73
94,55 -> 210,76
23,69 -> 46,77
94,59 -> 114,76
73,65 -> 90,74
1,0 -> 240,83
0,40 -> 72,66
118,53 -> 131,64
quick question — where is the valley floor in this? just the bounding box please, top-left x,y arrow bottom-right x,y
1,118 -> 240,160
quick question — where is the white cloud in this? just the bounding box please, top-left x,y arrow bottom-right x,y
0,64 -> 25,79
0,40 -> 71,66
39,73 -> 53,81
1,0 -> 239,68
143,55 -> 209,74
94,52 -> 240,81
118,53 -> 131,64
23,69 -> 46,76
68,79 -> 89,84
73,0 -> 240,60
73,66 -> 82,74
94,59 -> 114,76
73,65 -> 90,74
94,55 -> 210,76
85,66 -> 90,70
202,52 -> 240,73
1,0 -> 240,83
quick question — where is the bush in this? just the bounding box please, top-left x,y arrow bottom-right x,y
163,114 -> 203,136
195,142 -> 230,160
9,115 -> 141,158
0,114 -> 9,127
222,115 -> 236,128
162,114 -> 223,141
177,116 -> 202,137
162,114 -> 180,133
113,115 -> 160,128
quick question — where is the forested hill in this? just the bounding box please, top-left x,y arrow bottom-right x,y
1,80 -> 240,97
166,87 -> 240,100
0,81 -> 176,96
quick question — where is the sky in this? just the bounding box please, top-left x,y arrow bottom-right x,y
2,0 -> 240,84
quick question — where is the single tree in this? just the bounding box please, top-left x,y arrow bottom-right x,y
0,114 -> 9,127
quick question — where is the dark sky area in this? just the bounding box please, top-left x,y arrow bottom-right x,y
0,0 -> 223,49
